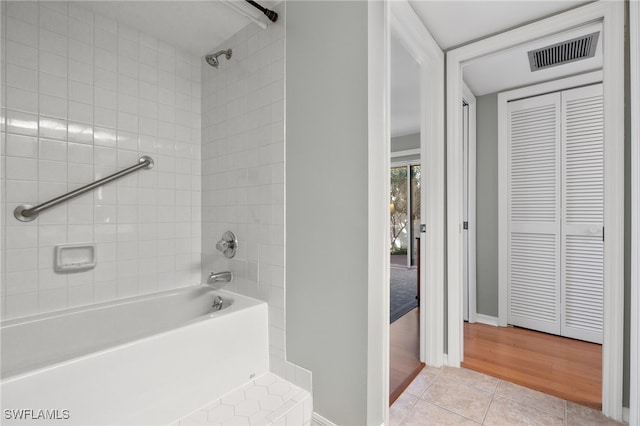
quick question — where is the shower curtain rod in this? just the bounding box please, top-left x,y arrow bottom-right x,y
244,0 -> 278,23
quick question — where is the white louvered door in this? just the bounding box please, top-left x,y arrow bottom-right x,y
561,84 -> 604,344
506,84 -> 604,344
507,93 -> 562,335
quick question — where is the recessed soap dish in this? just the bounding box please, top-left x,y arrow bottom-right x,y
54,243 -> 97,273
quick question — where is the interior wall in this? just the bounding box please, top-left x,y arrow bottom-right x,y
199,4 -> 310,391
475,93 -> 499,317
286,1 -> 369,424
391,132 -> 419,152
391,132 -> 420,163
0,1 -> 202,320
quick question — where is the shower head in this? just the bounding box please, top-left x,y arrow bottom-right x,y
205,49 -> 232,68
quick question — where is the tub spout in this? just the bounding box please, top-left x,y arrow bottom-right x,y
207,271 -> 233,285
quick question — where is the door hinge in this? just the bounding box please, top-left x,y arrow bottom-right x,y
463,221 -> 469,230
420,224 -> 426,233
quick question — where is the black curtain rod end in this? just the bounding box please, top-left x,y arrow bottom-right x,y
245,0 -> 278,23
263,9 -> 278,23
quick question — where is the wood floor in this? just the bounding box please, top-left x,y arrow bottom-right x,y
389,308 -> 424,405
462,322 -> 602,410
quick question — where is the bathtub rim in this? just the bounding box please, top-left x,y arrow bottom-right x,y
1,286 -> 266,382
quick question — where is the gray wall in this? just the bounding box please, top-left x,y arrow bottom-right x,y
391,132 -> 420,152
391,133 -> 420,163
286,2 -> 370,424
475,94 -> 499,316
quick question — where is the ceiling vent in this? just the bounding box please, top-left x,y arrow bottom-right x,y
528,32 -> 599,72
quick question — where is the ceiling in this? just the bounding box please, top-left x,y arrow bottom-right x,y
409,0 -> 591,51
391,34 -> 421,138
463,21 -> 603,96
73,1 -> 277,57
389,0 -> 596,136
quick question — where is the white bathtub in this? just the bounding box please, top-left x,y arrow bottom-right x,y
0,286 -> 269,425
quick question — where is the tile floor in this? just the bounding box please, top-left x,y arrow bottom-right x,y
391,366 -> 627,426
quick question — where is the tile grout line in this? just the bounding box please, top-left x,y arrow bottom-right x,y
422,369 -> 488,425
480,379 -> 499,425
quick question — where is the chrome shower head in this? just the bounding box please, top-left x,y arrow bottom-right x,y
205,49 -> 232,68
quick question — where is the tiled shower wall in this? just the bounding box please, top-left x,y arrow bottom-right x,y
0,2 -> 202,320
201,5 -> 310,391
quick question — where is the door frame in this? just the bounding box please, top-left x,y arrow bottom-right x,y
630,0 -> 639,423
446,2 -> 625,419
462,83 -> 477,324
497,70 -> 604,327
389,0 -> 445,368
367,1 -> 444,423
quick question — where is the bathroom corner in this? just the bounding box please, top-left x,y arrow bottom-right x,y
199,2 -> 312,394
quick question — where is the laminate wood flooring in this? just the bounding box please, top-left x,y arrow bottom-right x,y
461,322 -> 602,410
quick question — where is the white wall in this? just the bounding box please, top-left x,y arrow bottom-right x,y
200,4 -> 311,391
0,1 -> 202,320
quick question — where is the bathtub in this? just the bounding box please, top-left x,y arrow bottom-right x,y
0,286 -> 269,425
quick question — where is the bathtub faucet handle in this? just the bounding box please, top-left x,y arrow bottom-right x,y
216,231 -> 238,258
216,239 -> 230,251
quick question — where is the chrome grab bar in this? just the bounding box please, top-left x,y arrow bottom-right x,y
14,156 -> 154,222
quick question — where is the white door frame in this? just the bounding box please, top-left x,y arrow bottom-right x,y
390,0 -> 445,368
462,83 -> 477,324
497,70 -> 604,327
630,0 -> 639,424
366,1 -> 444,423
367,2 -> 389,423
446,2 -> 625,419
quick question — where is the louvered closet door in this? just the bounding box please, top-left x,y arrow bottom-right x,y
561,84 -> 604,344
507,93 -> 562,335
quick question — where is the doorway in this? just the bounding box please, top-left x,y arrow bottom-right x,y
462,64 -> 607,410
448,3 -> 625,418
388,33 -> 423,404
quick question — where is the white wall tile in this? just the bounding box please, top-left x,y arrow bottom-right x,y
70,40 -> 94,66
201,3 -> 287,378
39,95 -> 67,119
6,134 -> 37,158
1,4 -> 201,320
6,1 -> 38,25
6,17 -> 38,47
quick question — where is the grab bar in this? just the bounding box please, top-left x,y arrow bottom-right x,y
14,156 -> 154,222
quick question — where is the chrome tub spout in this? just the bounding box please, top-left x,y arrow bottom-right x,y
207,271 -> 233,285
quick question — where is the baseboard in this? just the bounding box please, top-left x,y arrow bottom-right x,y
622,406 -> 629,422
312,412 -> 337,426
475,314 -> 499,327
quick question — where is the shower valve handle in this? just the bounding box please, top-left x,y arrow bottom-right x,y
216,240 -> 231,251
216,231 -> 238,258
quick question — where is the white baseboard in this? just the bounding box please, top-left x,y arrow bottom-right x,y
622,406 -> 629,422
475,313 -> 499,327
312,412 -> 337,426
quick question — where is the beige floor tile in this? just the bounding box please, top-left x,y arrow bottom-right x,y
484,396 -> 564,426
421,375 -> 493,423
390,391 -> 419,426
400,398 -> 479,426
495,380 -> 566,418
439,367 -> 499,393
566,402 -> 626,426
404,366 -> 441,398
